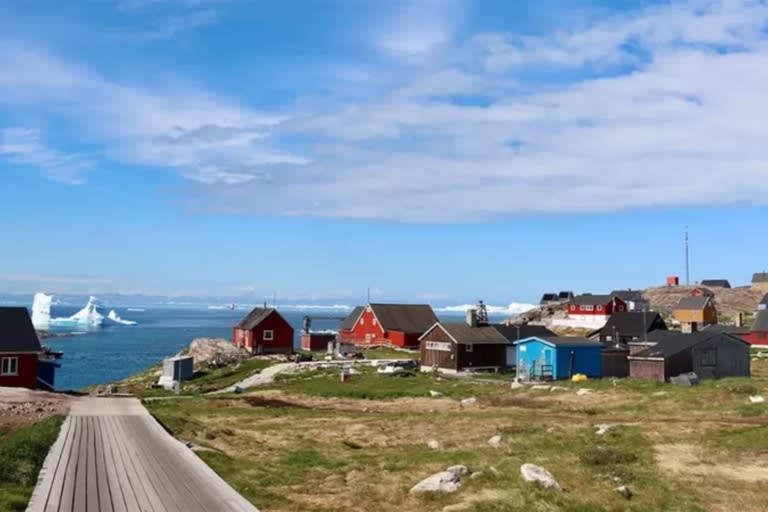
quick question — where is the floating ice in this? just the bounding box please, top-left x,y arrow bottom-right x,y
32,292 -> 54,330
107,310 -> 137,326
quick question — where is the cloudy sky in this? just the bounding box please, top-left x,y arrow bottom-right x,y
1,0 -> 767,304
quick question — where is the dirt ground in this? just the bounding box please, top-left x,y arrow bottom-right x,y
0,387 -> 73,431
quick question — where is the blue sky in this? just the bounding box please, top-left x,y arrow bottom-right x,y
1,0 -> 767,308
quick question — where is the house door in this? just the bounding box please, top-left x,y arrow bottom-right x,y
506,347 -> 515,368
697,348 -> 717,379
541,349 -> 553,379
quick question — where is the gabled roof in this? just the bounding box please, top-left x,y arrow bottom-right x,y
598,311 -> 666,339
236,307 -> 278,330
428,323 -> 509,345
610,290 -> 644,302
674,296 -> 712,310
570,294 -> 616,305
369,303 -> 438,333
514,335 -> 602,348
0,307 -> 42,353
630,330 -> 745,359
340,306 -> 364,331
700,279 -> 731,288
540,293 -> 558,303
752,272 -> 768,284
493,324 -> 557,342
688,287 -> 714,297
752,310 -> 768,332
702,324 -> 751,335
558,291 -> 574,299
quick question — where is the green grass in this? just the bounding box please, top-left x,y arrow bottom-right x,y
271,367 -> 500,400
0,415 -> 64,512
706,425 -> 768,454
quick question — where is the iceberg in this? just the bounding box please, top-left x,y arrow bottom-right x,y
31,294 -> 136,330
107,310 -> 137,326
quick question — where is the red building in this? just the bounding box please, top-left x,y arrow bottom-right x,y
743,310 -> 768,346
339,303 -> 439,348
0,307 -> 43,390
300,333 -> 336,351
567,295 -> 627,324
233,307 -> 294,354
688,287 -> 714,297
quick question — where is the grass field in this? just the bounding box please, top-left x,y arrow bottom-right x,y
0,416 -> 64,512
145,358 -> 768,512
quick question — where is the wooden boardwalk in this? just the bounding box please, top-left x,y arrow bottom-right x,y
27,397 -> 258,512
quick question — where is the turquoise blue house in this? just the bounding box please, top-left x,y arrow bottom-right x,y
513,336 -> 603,380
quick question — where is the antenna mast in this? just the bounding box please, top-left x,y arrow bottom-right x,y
685,226 -> 690,286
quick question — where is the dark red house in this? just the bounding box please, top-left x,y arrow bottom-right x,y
0,307 -> 43,390
233,307 -> 294,354
339,303 -> 438,348
567,295 -> 627,324
742,310 -> 768,346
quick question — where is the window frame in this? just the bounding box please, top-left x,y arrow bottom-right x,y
465,344 -> 473,353
1,357 -> 18,376
263,329 -> 274,341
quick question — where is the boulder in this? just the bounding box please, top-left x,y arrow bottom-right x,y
615,485 -> 633,499
410,471 -> 461,494
550,386 -> 568,392
531,384 -> 551,391
576,388 -> 593,396
750,395 -> 765,404
427,439 -> 443,450
520,463 -> 561,490
595,424 -> 614,436
446,465 -> 471,477
460,397 -> 477,406
488,434 -> 505,448
187,338 -> 246,366
510,380 -> 523,390
670,372 -> 699,387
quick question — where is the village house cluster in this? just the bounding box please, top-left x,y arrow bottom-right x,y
230,272 -> 768,385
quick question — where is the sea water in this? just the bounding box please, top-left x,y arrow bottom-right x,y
38,306 -> 506,390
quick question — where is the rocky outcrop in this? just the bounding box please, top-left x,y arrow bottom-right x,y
184,338 -> 247,366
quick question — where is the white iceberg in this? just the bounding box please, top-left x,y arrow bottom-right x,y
31,294 -> 136,330
107,309 -> 137,326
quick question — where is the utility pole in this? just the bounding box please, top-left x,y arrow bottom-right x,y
685,226 -> 690,286
273,289 -> 277,308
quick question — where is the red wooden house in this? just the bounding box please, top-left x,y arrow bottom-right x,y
233,307 -> 294,354
742,310 -> 768,346
567,295 -> 627,324
339,303 -> 439,348
0,307 -> 43,390
688,287 -> 714,298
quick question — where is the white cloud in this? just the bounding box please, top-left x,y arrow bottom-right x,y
0,273 -> 112,285
3,0 -> 768,220
111,10 -> 219,41
0,128 -> 93,184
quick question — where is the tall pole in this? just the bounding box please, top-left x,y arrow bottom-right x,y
685,226 -> 690,286
273,289 -> 277,308
367,287 -> 370,304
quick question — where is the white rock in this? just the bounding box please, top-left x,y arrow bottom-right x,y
595,424 -> 614,436
750,395 -> 765,404
510,381 -> 523,389
520,463 -> 561,490
615,485 -> 633,499
446,465 -> 471,477
488,434 -> 505,448
576,388 -> 593,396
429,390 -> 444,398
470,471 -> 483,480
652,391 -> 667,397
460,397 -> 477,406
427,439 -> 443,450
410,471 -> 461,494
550,386 -> 568,392
531,384 -> 551,391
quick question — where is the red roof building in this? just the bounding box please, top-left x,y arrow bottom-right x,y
233,307 -> 294,354
742,310 -> 768,346
339,303 -> 439,348
566,295 -> 627,325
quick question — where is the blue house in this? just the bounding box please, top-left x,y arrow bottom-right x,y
514,336 -> 603,380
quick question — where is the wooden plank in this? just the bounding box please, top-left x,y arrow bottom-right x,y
111,415 -> 162,512
93,419 -> 114,512
28,416 -> 72,512
105,415 -> 153,512
98,416 -> 128,512
85,417 -> 99,512
59,416 -> 83,512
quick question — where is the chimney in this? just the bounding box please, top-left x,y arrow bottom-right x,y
682,321 -> 698,334
466,309 -> 477,328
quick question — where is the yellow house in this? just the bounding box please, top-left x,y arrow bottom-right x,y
673,296 -> 717,325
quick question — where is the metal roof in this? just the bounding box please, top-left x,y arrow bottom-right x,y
570,294 -> 616,305
675,296 -> 712,310
369,303 -> 438,333
514,335 -> 602,347
340,306 -> 364,330
700,280 -> 731,288
0,307 -> 42,353
235,307 -> 276,330
599,311 -> 666,339
493,324 -> 557,342
436,323 -> 510,345
630,330 -> 745,359
610,290 -> 643,301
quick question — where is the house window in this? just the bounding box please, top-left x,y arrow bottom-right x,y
372,318 -> 377,326
426,341 -> 451,352
465,344 -> 473,353
596,305 -> 603,312
583,305 -> 594,312
263,330 -> 274,341
360,317 -> 365,326
617,306 -> 625,312
570,305 -> 576,311
1,357 -> 18,376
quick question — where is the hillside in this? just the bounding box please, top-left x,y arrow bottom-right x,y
644,285 -> 763,323
510,286 -> 764,327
